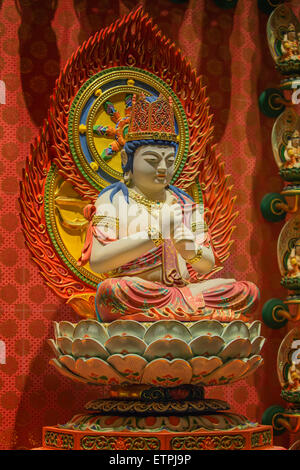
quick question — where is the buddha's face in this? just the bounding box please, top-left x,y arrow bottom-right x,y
292,137 -> 300,148
289,31 -> 296,41
128,144 -> 176,192
288,27 -> 296,41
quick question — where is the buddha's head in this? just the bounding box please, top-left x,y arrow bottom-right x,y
121,141 -> 177,193
291,130 -> 300,149
121,94 -> 179,193
287,23 -> 296,41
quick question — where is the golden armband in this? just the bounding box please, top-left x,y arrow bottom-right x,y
92,215 -> 119,229
191,221 -> 208,233
187,248 -> 203,264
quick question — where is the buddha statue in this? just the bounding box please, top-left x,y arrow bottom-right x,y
288,363 -> 300,391
78,94 -> 259,323
283,130 -> 300,169
281,23 -> 299,61
287,238 -> 300,278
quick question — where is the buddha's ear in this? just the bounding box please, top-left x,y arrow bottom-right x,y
121,149 -> 128,168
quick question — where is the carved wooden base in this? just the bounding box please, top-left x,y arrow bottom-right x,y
40,424 -> 278,450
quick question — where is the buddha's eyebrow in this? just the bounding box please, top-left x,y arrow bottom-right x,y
142,151 -> 175,158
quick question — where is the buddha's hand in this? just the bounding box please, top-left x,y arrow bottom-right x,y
173,224 -> 196,257
151,204 -> 183,238
169,204 -> 185,237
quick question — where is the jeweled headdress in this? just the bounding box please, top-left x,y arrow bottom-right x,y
288,23 -> 296,33
126,93 -> 179,143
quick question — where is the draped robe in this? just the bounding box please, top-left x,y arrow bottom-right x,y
78,190 -> 259,322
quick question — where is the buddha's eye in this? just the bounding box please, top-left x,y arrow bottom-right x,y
145,156 -> 159,163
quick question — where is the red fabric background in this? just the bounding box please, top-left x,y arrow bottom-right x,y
0,0 -> 296,449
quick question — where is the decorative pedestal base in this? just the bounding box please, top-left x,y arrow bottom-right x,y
40,424 -> 277,450
34,388 -> 285,450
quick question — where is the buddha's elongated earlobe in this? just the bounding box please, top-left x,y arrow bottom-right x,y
121,149 -> 128,169
121,149 -> 132,186
123,172 -> 131,186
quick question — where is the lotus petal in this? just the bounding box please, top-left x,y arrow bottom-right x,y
57,337 -> 73,355
75,357 -> 125,385
59,355 -> 77,374
107,354 -> 147,383
222,321 -> 249,342
190,320 -> 224,339
139,415 -> 195,432
105,335 -> 146,355
72,338 -> 109,359
189,356 -> 222,384
240,355 -> 264,380
53,322 -> 60,341
189,336 -> 225,357
142,358 -> 192,387
219,338 -> 252,360
49,358 -> 88,384
249,321 -> 262,340
250,336 -> 265,356
58,321 -> 75,338
73,320 -> 109,343
144,338 -> 193,361
201,359 -> 249,386
107,320 -> 146,339
196,413 -> 250,431
144,320 -> 191,344
47,339 -> 60,358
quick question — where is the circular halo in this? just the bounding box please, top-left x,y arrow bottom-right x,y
68,67 -> 190,192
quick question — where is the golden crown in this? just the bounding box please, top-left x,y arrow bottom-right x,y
126,93 -> 179,143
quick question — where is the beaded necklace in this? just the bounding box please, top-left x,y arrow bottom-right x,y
128,188 -> 176,211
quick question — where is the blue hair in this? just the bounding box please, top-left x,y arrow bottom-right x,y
100,180 -> 129,203
99,180 -> 193,205
168,184 -> 194,204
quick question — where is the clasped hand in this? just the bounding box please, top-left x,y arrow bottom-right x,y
150,204 -> 197,257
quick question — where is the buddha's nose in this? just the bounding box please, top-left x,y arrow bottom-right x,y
157,160 -> 167,173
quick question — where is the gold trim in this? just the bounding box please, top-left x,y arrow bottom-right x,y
285,298 -> 300,304
187,248 -> 203,264
126,132 -> 178,142
191,184 -> 200,204
92,215 -> 119,227
281,188 -> 300,196
128,188 -> 167,210
191,221 -> 208,232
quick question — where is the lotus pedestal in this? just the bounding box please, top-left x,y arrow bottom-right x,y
37,320 -> 283,450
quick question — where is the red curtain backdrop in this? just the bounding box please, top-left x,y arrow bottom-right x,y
0,0 -> 297,449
